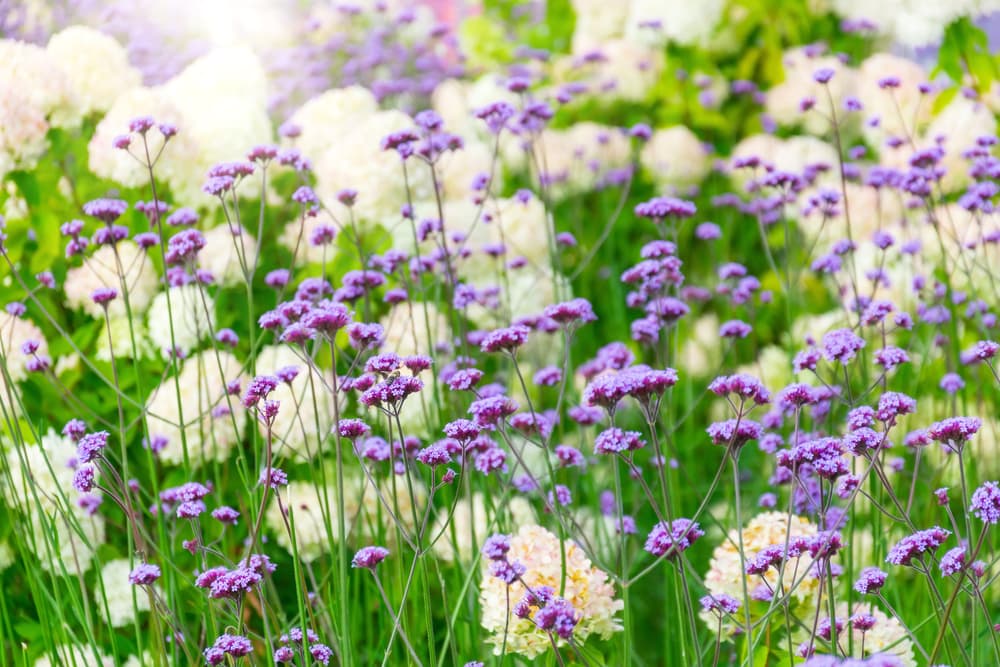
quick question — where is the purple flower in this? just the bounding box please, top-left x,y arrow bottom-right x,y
644,519 -> 703,559
634,196 -> 696,219
164,229 -> 206,265
970,481 -> 1000,524
204,634 -> 252,665
700,594 -> 741,615
482,534 -> 511,560
543,298 -> 597,326
594,427 -> 644,454
91,287 -> 118,307
352,546 -> 389,569
940,372 -> 965,394
853,567 -> 887,594
72,465 -> 96,492
885,527 -> 950,566
707,419 -> 763,447
82,198 -> 128,224
928,417 -> 981,445
939,546 -> 967,576
129,563 -> 162,586
821,328 -> 865,364
76,431 -> 109,463
708,374 -> 770,405
259,468 -> 288,489
534,597 -> 579,639
211,506 -> 240,525
480,325 -> 530,353
243,375 -> 279,408
875,392 -> 916,425
719,320 -> 752,339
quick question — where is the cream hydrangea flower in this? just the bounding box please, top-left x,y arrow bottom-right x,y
88,87 -> 194,188
431,493 -> 534,563
0,312 -> 47,383
570,0 -> 628,53
45,26 -> 141,116
792,602 -> 915,667
287,86 -> 379,161
640,126 -> 710,188
145,350 -> 245,466
146,284 -> 216,357
197,224 -> 257,286
0,39 -> 79,128
923,97 -> 997,193
3,430 -> 79,514
255,345 -> 338,459
29,509 -> 105,575
268,481 -> 359,562
855,54 -> 932,149
314,110 -> 433,225
480,524 -> 623,657
624,0 -> 726,47
64,242 -> 159,320
33,644 -> 114,667
703,512 -> 819,605
552,40 -> 664,104
380,302 -> 451,359
96,317 -> 154,362
765,47 -> 857,135
0,86 -> 49,178
95,558 -> 152,627
535,123 -> 631,201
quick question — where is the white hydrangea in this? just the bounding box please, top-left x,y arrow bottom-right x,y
64,242 -> 159,319
96,317 -> 153,362
923,96 -> 997,193
197,224 -> 257,286
765,47 -> 857,135
856,53 -> 932,148
146,284 -> 216,357
30,509 -> 106,575
0,312 -> 48,383
88,87 -> 195,189
267,480 -> 358,562
33,644 -> 114,667
287,86 -> 380,162
0,86 -> 49,178
623,0 -> 726,47
45,26 -> 141,116
471,195 -> 552,272
831,0 -> 998,47
255,345 -> 337,460
145,350 -> 245,467
313,110 -> 433,225
431,492 -> 534,563
640,126 -> 710,188
380,301 -> 451,360
278,216 -> 339,266
0,39 -> 78,128
435,136 -> 501,202
95,558 -> 151,627
535,122 -> 631,201
570,0 -> 628,53
431,76 -> 526,172
554,40 -> 665,103
160,47 -> 273,206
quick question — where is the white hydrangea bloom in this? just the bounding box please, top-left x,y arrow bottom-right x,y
0,39 -> 79,128
0,313 -> 48,383
431,76 -> 526,172
0,87 -> 49,178
255,345 -> 337,460
145,350 -> 245,466
64,242 -> 159,319
45,26 -> 141,116
33,643 -> 114,667
267,480 -> 359,562
831,0 -> 998,47
146,284 -> 216,357
554,40 -> 665,103
160,47 -> 273,206
380,302 -> 451,359
535,122 -> 631,201
923,96 -> 997,193
95,558 -> 151,627
197,224 -> 257,286
313,110 -> 433,225
277,216 -> 339,266
30,509 -> 106,575
96,317 -> 153,362
88,87 -> 195,189
288,86 -> 380,162
570,0 -> 628,53
856,53 -> 932,149
431,493 -> 534,563
640,126 -> 710,188
435,136 -> 500,202
765,48 -> 857,135
624,0 -> 726,47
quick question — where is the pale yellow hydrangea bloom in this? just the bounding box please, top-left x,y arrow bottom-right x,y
480,524 -> 623,657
